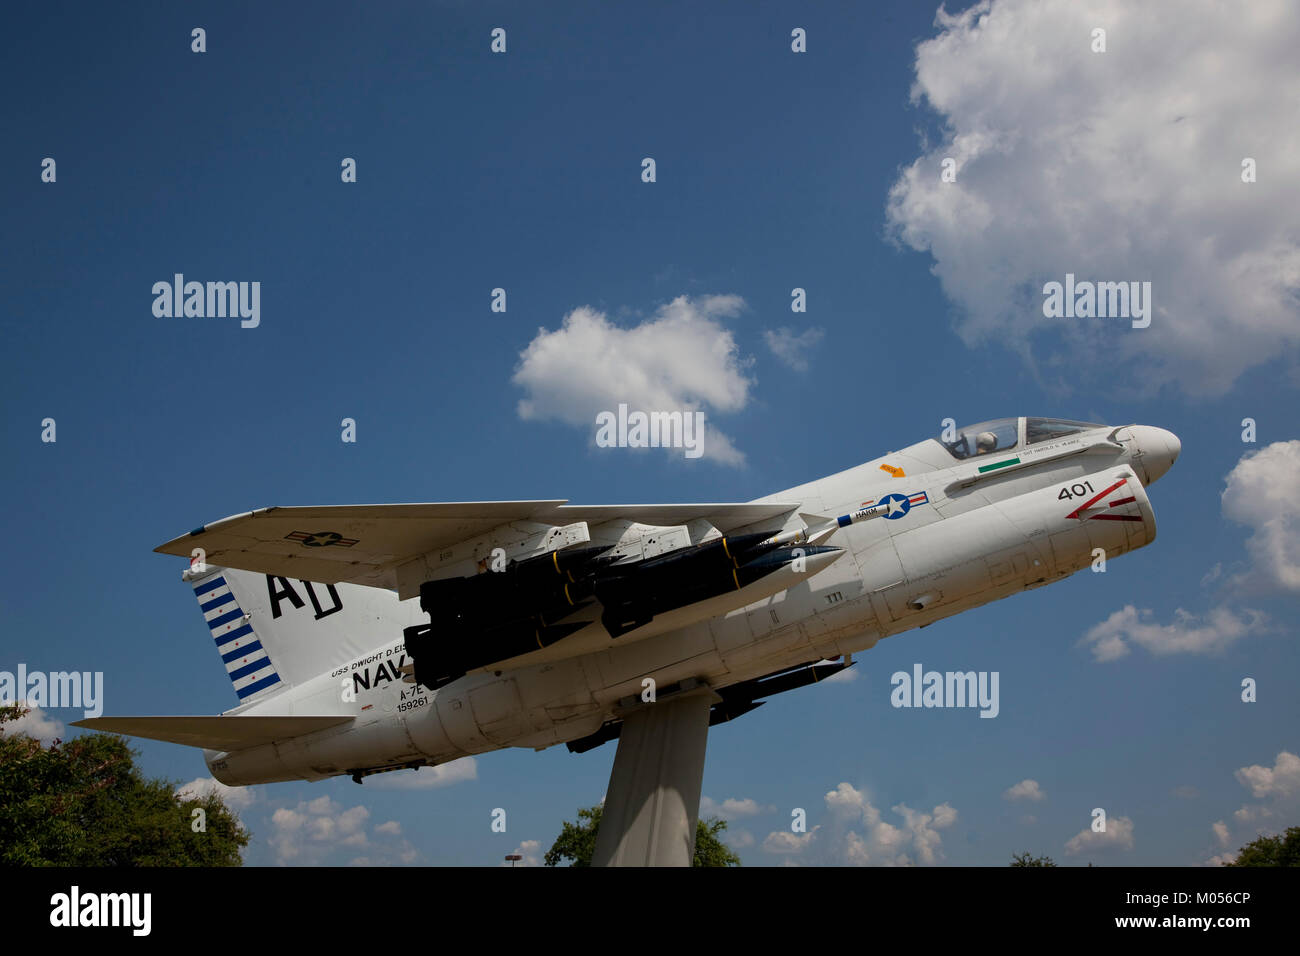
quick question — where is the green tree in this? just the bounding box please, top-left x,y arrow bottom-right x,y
545,803 -> 741,866
1010,851 -> 1057,866
693,816 -> 741,867
0,704 -> 250,865
1222,826 -> 1300,866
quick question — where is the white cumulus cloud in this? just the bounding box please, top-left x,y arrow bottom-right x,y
1003,779 -> 1046,802
1202,750 -> 1300,864
1,703 -> 64,745
1221,441 -> 1300,593
886,0 -> 1300,395
700,796 -> 768,819
1083,442 -> 1294,662
1064,815 -> 1135,856
512,294 -> 753,465
762,782 -> 957,866
269,795 -> 418,867
762,829 -> 817,855
728,828 -> 755,849
764,326 -> 824,372
1212,820 -> 1230,848
1234,750 -> 1300,801
269,795 -> 371,865
364,757 -> 478,790
176,776 -> 256,811
502,839 -> 542,867
1080,604 -> 1269,661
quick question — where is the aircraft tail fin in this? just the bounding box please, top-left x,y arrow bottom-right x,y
184,564 -> 421,705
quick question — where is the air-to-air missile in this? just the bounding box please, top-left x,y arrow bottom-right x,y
756,502 -> 892,550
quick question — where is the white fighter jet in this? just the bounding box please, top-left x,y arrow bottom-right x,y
76,416 -> 1179,864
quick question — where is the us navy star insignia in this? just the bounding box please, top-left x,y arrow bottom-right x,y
285,530 -> 359,548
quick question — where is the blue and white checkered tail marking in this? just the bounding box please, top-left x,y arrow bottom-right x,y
193,574 -> 284,701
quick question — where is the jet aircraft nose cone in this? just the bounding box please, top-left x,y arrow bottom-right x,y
1125,425 -> 1180,485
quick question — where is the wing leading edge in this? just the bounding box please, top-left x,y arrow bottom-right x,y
155,500 -> 802,592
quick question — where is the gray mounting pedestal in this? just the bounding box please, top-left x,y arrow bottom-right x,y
591,687 -> 721,867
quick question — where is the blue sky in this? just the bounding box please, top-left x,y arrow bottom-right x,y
2,0 -> 1298,865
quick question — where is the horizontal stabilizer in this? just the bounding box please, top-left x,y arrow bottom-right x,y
70,715 -> 353,751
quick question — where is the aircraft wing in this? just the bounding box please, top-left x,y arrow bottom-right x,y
71,715 -> 353,751
156,500 -> 802,592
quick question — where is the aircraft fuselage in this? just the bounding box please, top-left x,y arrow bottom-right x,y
206,418 -> 1179,785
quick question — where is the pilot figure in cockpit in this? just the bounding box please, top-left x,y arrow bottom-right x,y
975,431 -> 998,455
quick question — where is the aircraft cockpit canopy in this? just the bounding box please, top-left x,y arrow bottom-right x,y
941,417 -> 1103,460
941,418 -> 1019,460
1024,417 -> 1103,445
